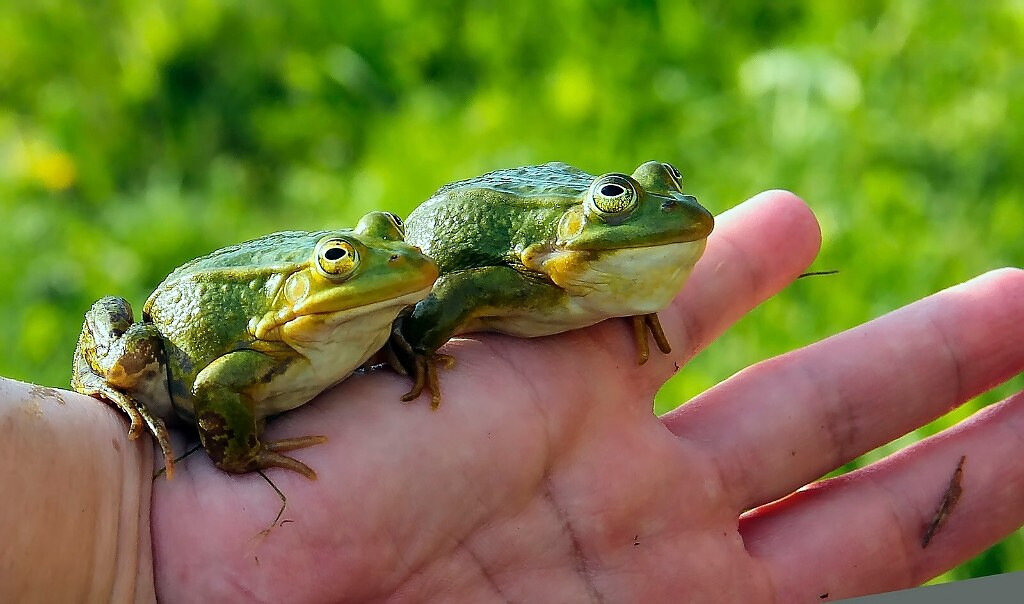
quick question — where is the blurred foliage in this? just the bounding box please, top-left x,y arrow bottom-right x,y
0,0 -> 1021,584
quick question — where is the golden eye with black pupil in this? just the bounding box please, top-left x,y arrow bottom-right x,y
587,175 -> 639,219
315,238 -> 358,280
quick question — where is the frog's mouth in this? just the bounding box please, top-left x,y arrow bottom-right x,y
562,222 -> 714,252
250,286 -> 433,341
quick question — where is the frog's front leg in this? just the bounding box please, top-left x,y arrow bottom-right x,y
390,266 -> 555,407
72,296 -> 177,477
388,320 -> 453,409
191,351 -> 326,479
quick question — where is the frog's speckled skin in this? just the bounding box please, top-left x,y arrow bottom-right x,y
73,212 -> 438,478
390,161 -> 714,405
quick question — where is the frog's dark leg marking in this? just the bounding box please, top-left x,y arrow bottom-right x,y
631,316 -> 650,365
394,266 -> 558,407
384,336 -> 408,376
72,296 -> 177,478
922,455 -> 966,548
192,351 -> 325,479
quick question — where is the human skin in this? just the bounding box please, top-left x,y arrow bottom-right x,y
2,191 -> 1022,602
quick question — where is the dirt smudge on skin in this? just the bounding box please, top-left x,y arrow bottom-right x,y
922,455 -> 966,548
29,385 -> 66,405
21,398 -> 44,418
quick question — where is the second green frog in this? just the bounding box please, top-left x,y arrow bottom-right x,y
389,161 -> 714,407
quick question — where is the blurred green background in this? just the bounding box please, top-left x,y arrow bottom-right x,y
1,0 -> 1021,584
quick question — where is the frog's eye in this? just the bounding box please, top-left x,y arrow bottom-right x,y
662,163 -> 683,190
315,238 -> 359,280
586,175 -> 639,221
385,212 -> 405,237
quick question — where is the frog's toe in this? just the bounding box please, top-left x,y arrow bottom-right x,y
94,385 -> 176,479
246,435 -> 327,480
141,410 -> 176,480
400,353 -> 453,408
255,450 -> 319,480
125,406 -> 145,440
645,313 -> 672,354
400,355 -> 428,402
265,435 -> 328,453
631,315 -> 651,365
631,313 -> 672,365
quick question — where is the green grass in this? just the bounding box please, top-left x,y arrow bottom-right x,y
1,0 -> 1020,582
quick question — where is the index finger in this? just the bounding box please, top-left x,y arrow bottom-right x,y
633,189 -> 822,395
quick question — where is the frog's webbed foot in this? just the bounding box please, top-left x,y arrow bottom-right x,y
630,313 -> 672,365
255,436 -> 329,480
389,319 -> 454,409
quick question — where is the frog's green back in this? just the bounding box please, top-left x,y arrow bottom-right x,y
160,231 -> 328,283
143,231 -> 328,385
433,162 -> 593,199
406,162 -> 594,272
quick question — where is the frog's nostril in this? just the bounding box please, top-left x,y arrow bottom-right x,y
661,199 -> 679,211
389,254 -> 400,262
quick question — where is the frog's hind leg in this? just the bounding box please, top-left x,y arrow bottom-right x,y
72,296 -> 177,477
192,351 -> 327,479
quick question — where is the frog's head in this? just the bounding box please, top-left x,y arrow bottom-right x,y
556,161 -> 713,252
522,161 -> 713,315
250,212 -> 439,343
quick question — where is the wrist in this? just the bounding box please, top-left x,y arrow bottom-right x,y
0,377 -> 156,602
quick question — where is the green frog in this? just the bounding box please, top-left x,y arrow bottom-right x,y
73,211 -> 438,479
389,161 -> 714,407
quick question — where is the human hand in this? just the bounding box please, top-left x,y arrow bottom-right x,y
150,191 -> 1024,602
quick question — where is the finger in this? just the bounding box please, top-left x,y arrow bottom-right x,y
636,190 -> 821,390
664,268 -> 1024,511
739,390 -> 1024,601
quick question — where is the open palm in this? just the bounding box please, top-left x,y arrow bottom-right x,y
151,191 -> 1024,603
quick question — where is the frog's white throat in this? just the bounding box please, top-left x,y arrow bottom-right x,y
279,287 -> 431,359
245,287 -> 430,417
540,240 -> 707,315
473,239 -> 706,339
